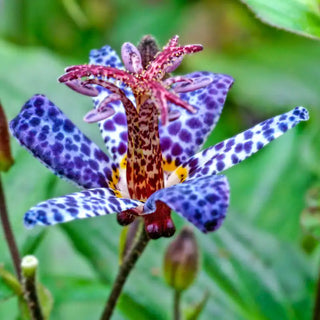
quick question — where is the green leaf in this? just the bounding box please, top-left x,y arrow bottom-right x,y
0,266 -> 20,301
239,0 -> 320,39
198,218 -> 314,320
187,37 -> 320,112
0,33 -> 317,320
0,265 -> 22,297
37,283 -> 53,320
185,291 -> 209,320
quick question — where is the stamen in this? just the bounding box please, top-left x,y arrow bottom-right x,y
64,80 -> 99,97
83,93 -> 121,123
59,65 -> 138,89
164,35 -> 179,49
163,89 -> 197,114
173,76 -> 213,93
164,56 -> 183,73
83,106 -> 115,123
163,76 -> 193,87
121,42 -> 143,73
168,110 -> 181,122
154,90 -> 169,125
145,43 -> 203,81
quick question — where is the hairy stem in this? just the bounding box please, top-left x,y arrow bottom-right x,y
100,225 -> 150,320
174,290 -> 182,320
0,175 -> 21,281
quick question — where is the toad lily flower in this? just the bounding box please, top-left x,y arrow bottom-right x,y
10,36 -> 309,239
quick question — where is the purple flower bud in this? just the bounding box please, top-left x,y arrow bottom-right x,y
0,102 -> 14,172
163,227 -> 199,291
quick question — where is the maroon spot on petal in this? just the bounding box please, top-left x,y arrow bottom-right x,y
114,113 -> 127,125
186,117 -> 202,129
161,136 -> 172,151
120,131 -> 128,142
215,142 -> 224,151
179,129 -> 192,143
104,120 -> 116,131
171,143 -> 183,156
168,121 -> 181,135
118,142 -> 126,155
217,83 -> 226,89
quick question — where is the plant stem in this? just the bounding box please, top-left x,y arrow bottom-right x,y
174,290 -> 181,320
313,266 -> 320,320
0,175 -> 21,281
100,225 -> 150,320
21,256 -> 44,320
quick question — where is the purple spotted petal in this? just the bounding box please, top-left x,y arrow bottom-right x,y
89,45 -> 135,162
167,106 -> 309,185
159,72 -> 234,168
24,188 -> 143,228
144,175 -> 229,233
10,94 -> 117,189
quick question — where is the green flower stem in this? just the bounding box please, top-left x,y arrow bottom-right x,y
174,290 -> 182,320
0,175 -> 21,281
313,266 -> 320,320
21,256 -> 44,320
100,224 -> 150,320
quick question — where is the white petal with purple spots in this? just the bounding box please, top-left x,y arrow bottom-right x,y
10,95 -> 117,189
89,45 -> 135,162
144,175 -> 230,233
159,72 -> 234,168
167,107 -> 309,185
24,187 -> 143,228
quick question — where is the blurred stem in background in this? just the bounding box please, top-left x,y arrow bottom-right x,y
174,290 -> 181,320
61,0 -> 88,28
100,221 -> 149,320
0,101 -> 20,280
313,267 -> 320,320
0,177 -> 21,280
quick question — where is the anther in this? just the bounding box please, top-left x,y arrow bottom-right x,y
65,80 -> 100,97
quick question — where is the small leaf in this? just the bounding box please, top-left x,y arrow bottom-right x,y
37,283 -> 53,320
240,0 -> 320,39
0,265 -> 22,297
185,291 -> 209,320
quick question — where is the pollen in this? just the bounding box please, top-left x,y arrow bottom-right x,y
113,189 -> 122,198
176,167 -> 188,183
108,167 -> 123,197
163,158 -> 178,172
120,155 -> 127,169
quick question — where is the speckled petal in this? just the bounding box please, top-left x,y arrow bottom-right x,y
24,188 -> 143,228
89,45 -> 135,163
167,106 -> 309,186
10,94 -> 117,189
160,72 -> 234,170
144,175 -> 229,233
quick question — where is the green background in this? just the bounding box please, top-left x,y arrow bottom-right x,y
0,0 -> 320,319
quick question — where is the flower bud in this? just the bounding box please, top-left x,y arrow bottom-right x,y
21,255 -> 39,279
137,35 -> 159,69
0,102 -> 14,172
163,226 -> 199,291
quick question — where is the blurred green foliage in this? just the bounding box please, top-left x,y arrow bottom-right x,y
0,0 -> 320,319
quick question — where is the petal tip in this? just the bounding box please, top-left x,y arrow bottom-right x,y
295,106 -> 309,121
24,212 -> 37,229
